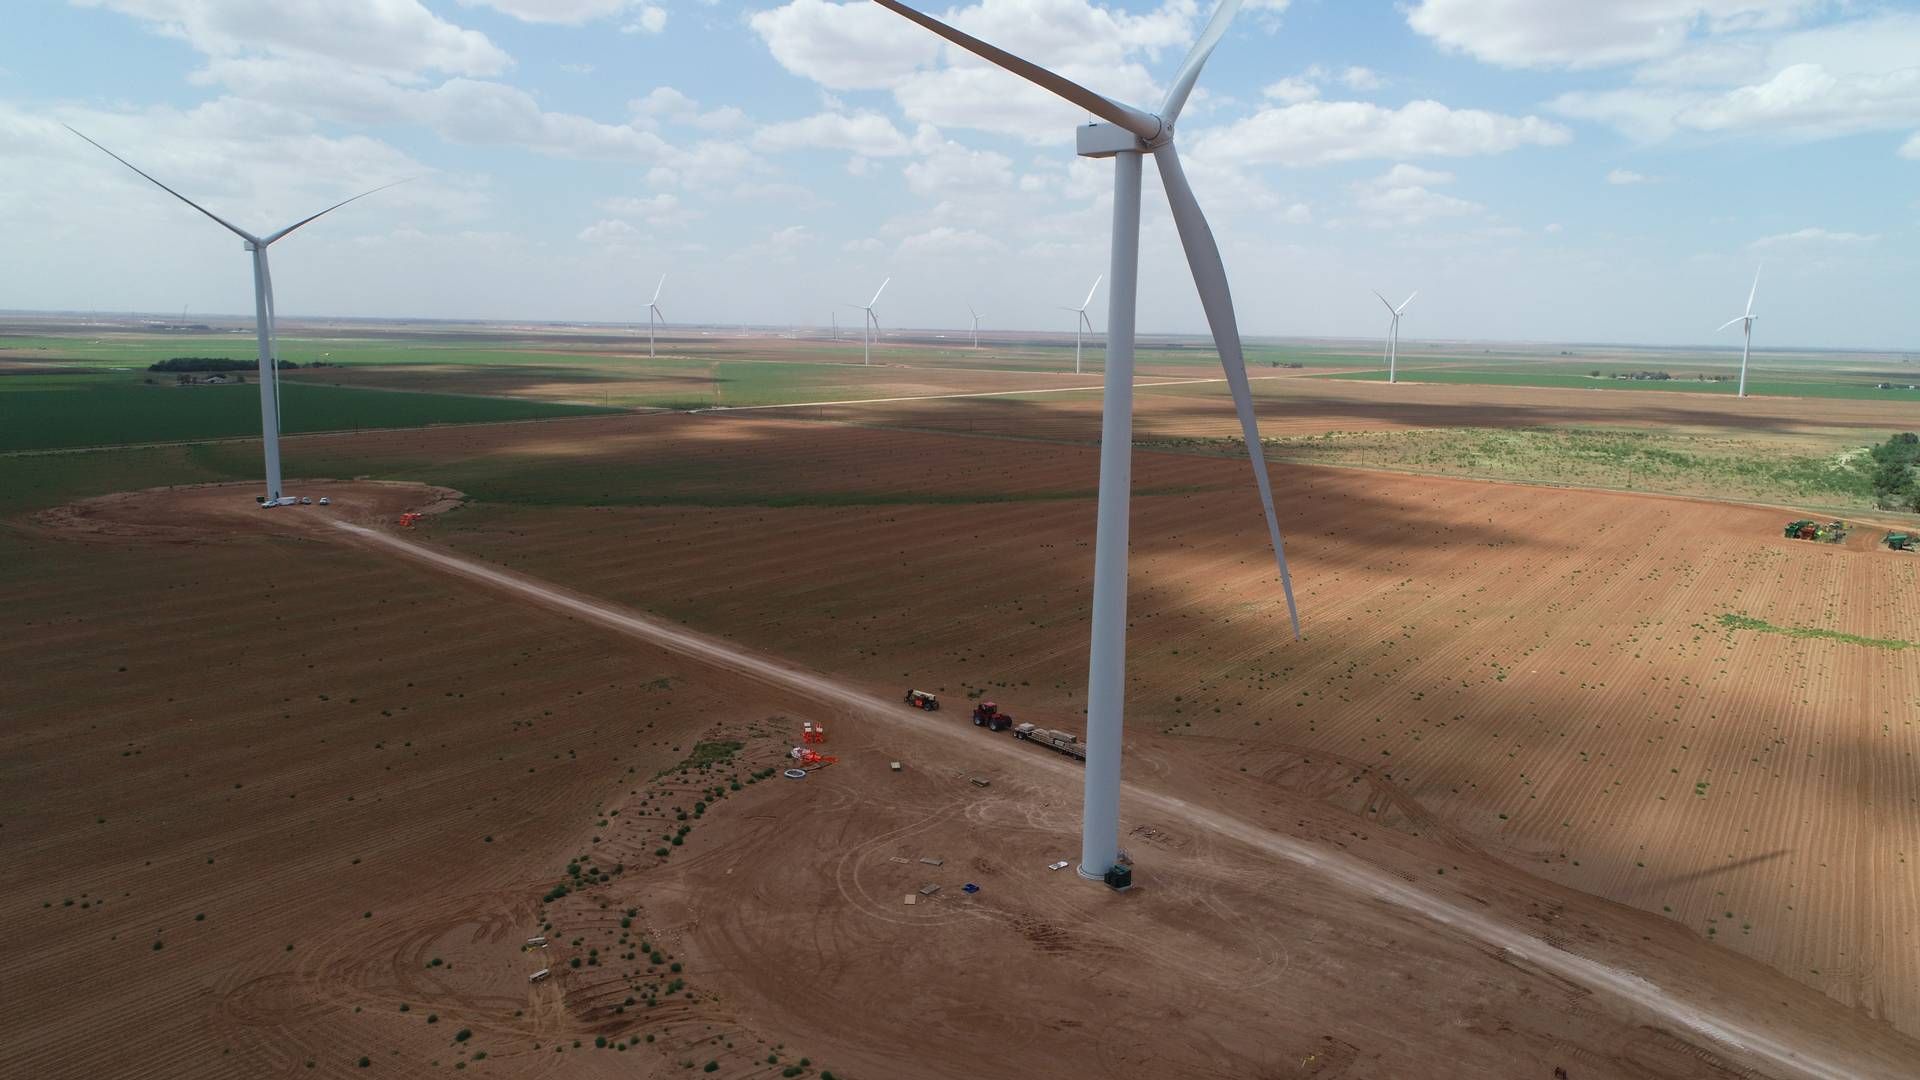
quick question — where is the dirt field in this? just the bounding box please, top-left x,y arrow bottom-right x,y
408,416 -> 1920,1043
5,397 -> 1918,1078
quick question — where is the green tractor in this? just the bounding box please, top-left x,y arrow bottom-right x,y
1886,532 -> 1915,551
1783,519 -> 1817,540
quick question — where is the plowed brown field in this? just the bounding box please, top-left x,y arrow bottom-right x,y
7,393 -> 1918,1078
415,415 -> 1920,1042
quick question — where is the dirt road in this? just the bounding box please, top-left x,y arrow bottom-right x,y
329,519 -> 1912,1080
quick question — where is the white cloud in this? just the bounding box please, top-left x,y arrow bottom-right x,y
1606,168 -> 1651,184
577,218 -> 640,244
1351,163 -> 1481,225
1749,226 -> 1877,249
623,5 -> 668,34
753,111 -> 916,157
1406,0 -> 1818,70
1901,132 -> 1920,159
751,0 -> 1206,143
75,0 -> 510,77
1549,13 -> 1920,149
1262,76 -> 1319,104
459,0 -> 659,27
1339,66 -> 1383,91
902,140 -> 1014,197
1191,99 -> 1570,167
1282,202 -> 1312,224
632,87 -> 748,132
898,225 -> 1004,256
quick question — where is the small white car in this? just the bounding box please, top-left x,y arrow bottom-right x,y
299,497 -> 312,505
318,497 -> 330,506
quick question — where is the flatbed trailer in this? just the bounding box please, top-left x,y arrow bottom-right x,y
1013,722 -> 1086,761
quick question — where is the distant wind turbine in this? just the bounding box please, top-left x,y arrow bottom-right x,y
1372,289 -> 1417,384
968,304 -> 984,349
874,0 -> 1301,885
645,274 -> 665,359
1717,266 -> 1761,398
846,276 -> 889,365
1060,275 -> 1103,374
67,125 -> 404,506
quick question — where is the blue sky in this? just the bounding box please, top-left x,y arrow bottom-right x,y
1,1 -> 1916,348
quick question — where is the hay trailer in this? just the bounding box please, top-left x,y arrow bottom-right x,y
1013,723 -> 1086,762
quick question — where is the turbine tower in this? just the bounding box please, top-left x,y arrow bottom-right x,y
1372,290 -> 1417,384
848,276 -> 889,365
875,0 -> 1301,884
1061,275 -> 1102,374
646,274 -> 666,359
68,126 -> 401,507
968,304 -> 984,349
1717,266 -> 1761,398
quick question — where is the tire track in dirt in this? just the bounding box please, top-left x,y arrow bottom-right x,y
329,518 -> 1913,1080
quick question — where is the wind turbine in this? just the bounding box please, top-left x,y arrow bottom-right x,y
1717,266 -> 1761,398
645,274 -> 666,359
1061,275 -> 1102,374
968,304 -> 984,349
848,276 -> 889,365
67,125 -> 402,507
1372,290 -> 1417,384
875,0 -> 1300,883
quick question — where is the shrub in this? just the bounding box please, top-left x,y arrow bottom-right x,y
357,1057 -> 370,1068
703,1063 -> 718,1073
454,1029 -> 471,1042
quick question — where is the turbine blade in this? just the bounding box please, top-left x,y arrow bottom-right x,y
1373,290 -> 1397,314
1745,265 -> 1760,316
1716,315 -> 1746,331
66,125 -> 258,244
870,0 -> 1160,141
651,274 -> 665,304
261,178 -> 412,245
1397,290 -> 1418,314
1154,143 -> 1300,638
1083,273 -> 1104,309
869,276 -> 891,307
1159,0 -> 1243,125
652,305 -> 665,322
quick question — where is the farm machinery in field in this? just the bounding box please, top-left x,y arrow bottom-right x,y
971,701 -> 1014,731
1783,519 -> 1846,542
903,689 -> 940,711
1886,532 -> 1915,551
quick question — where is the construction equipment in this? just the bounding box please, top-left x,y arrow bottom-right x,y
398,512 -> 423,529
972,701 -> 1013,732
1013,723 -> 1087,761
1887,532 -> 1915,551
903,689 -> 940,711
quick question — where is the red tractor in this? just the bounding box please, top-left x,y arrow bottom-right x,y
972,701 -> 1013,732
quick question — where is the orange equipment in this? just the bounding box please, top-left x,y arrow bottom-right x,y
398,512 -> 423,529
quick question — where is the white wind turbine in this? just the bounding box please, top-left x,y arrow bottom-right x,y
848,276 -> 889,365
968,303 -> 985,348
1372,289 -> 1417,384
645,274 -> 666,359
875,0 -> 1301,883
1717,266 -> 1761,398
1061,274 -> 1103,374
68,125 -> 402,507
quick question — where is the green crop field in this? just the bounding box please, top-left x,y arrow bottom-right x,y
1318,365 -> 1920,401
0,379 -> 617,452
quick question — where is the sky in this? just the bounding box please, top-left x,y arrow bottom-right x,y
1,0 -> 1916,349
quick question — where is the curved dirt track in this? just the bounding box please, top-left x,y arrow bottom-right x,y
327,517 -> 1917,1080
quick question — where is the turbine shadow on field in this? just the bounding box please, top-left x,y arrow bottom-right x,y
1642,849 -> 1794,891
